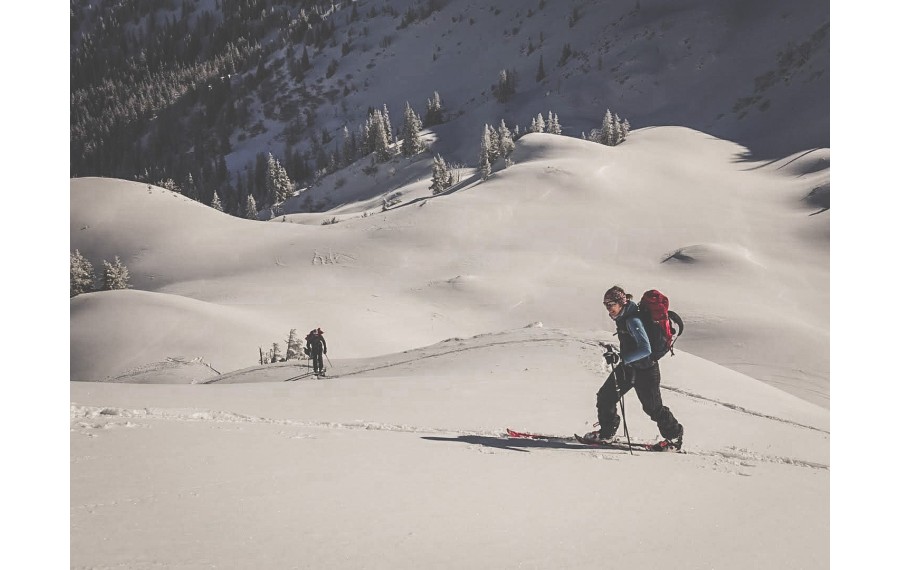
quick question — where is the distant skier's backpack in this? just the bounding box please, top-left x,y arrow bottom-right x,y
637,289 -> 684,360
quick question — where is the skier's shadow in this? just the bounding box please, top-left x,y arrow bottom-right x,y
422,435 -> 593,453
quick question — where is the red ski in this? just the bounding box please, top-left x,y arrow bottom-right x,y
505,428 -> 654,452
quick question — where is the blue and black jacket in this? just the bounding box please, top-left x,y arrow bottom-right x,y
614,300 -> 654,368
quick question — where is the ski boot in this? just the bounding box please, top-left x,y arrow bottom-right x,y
650,434 -> 683,452
580,416 -> 620,444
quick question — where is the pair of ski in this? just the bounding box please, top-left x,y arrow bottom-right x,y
506,428 -> 673,452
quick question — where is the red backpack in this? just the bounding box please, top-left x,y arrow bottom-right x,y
637,290 -> 684,360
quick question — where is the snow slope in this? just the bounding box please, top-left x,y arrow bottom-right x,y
69,126 -> 830,568
71,326 -> 828,569
71,127 -> 829,407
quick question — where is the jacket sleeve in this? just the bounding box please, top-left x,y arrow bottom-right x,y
322,337 -> 327,353
622,316 -> 652,365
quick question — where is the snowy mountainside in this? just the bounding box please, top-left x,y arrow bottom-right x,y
70,0 -> 828,203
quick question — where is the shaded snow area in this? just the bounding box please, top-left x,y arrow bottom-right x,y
67,127 -> 835,568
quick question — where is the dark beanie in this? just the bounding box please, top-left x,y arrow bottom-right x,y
603,287 -> 627,306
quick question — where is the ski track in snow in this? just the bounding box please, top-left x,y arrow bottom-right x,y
203,335 -> 588,384
660,385 -> 829,434
207,333 -> 827,437
70,404 -> 828,471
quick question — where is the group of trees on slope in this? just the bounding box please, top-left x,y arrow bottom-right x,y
260,328 -> 320,364
70,250 -> 131,297
72,0 -> 634,222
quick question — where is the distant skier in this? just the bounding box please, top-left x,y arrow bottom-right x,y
581,286 -> 684,451
306,328 -> 328,375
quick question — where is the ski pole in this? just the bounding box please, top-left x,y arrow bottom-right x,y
325,354 -> 334,372
612,364 -> 634,455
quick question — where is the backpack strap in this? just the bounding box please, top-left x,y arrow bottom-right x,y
667,310 -> 684,354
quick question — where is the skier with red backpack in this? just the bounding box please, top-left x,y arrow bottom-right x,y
581,286 -> 685,451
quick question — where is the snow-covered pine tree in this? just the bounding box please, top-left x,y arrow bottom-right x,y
479,125 -> 492,180
70,249 -> 95,297
211,191 -> 224,211
272,342 -> 282,362
358,121 -> 370,156
382,104 -> 394,146
265,153 -> 294,204
401,102 -> 424,157
600,109 -> 616,146
532,113 -> 546,133
368,110 -> 392,162
443,157 -> 453,188
430,154 -> 449,194
285,329 -> 301,360
424,91 -> 444,126
101,256 -> 131,291
611,113 -> 630,144
157,178 -> 178,193
488,125 -> 500,163
244,195 -> 258,220
547,111 -> 562,134
498,120 -> 515,159
613,113 -> 624,145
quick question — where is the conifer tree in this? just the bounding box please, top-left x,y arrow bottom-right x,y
430,154 -> 452,194
612,113 -> 630,144
588,109 -> 630,146
182,173 -> 198,200
424,91 -> 444,126
369,110 -> 392,162
285,329 -> 301,360
600,109 -> 616,145
531,113 -> 546,133
488,125 -> 500,163
159,178 -> 180,193
547,111 -> 562,135
342,126 -> 357,166
400,102 -> 424,157
70,249 -> 95,297
381,104 -> 394,145
101,256 -> 131,291
244,195 -> 258,220
479,125 -> 493,180
266,153 -> 293,204
211,191 -> 224,211
498,120 -> 515,159
495,69 -> 517,103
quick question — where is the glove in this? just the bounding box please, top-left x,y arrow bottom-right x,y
604,351 -> 620,366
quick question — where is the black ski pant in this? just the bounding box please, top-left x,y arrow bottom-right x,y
596,362 -> 683,440
311,350 -> 324,373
